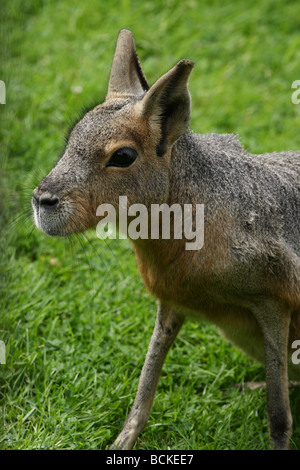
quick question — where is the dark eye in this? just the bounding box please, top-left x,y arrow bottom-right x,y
106,147 -> 138,168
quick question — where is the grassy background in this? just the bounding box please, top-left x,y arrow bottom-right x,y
1,0 -> 300,450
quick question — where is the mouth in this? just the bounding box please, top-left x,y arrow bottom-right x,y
32,190 -> 97,237
32,195 -> 66,236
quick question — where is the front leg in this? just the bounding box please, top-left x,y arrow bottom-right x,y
110,302 -> 184,450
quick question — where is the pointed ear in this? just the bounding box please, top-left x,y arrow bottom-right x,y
106,29 -> 149,100
140,59 -> 194,156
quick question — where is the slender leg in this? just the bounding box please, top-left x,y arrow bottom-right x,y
110,302 -> 184,450
253,300 -> 293,450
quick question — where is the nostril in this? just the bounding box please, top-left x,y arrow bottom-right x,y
40,195 -> 59,208
32,191 -> 39,204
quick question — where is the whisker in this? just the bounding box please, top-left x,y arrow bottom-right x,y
7,211 -> 34,242
68,199 -> 126,278
66,215 -> 99,287
71,208 -> 126,281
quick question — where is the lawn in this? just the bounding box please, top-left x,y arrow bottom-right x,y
1,0 -> 300,450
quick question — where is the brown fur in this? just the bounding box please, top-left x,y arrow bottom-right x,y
32,30 -> 300,450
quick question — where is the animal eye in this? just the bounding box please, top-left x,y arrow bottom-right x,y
106,147 -> 138,168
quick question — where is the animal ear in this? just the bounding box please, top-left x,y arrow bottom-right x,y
106,29 -> 149,100
140,59 -> 194,156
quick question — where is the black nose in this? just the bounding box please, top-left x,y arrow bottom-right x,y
33,191 -> 59,209
40,195 -> 59,207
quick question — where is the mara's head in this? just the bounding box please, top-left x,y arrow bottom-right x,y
32,30 -> 194,237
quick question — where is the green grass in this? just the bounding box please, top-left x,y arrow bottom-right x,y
1,0 -> 300,450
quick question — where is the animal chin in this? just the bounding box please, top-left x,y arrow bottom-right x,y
33,207 -> 69,237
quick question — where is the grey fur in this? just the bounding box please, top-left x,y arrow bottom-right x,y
32,30 -> 300,450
